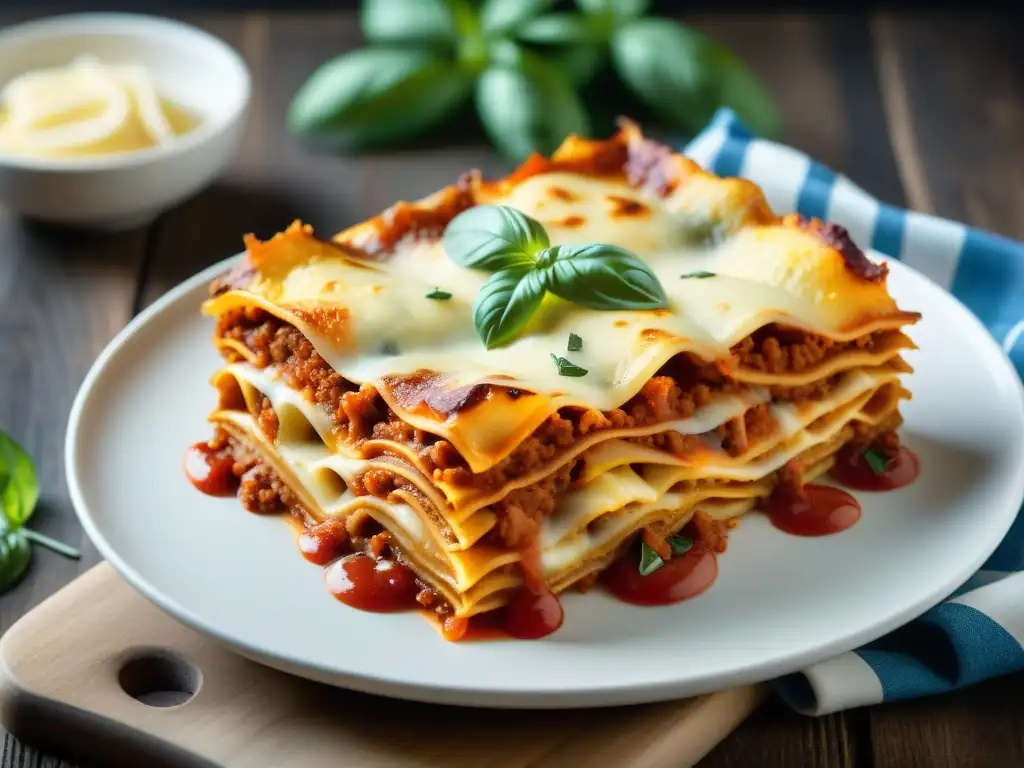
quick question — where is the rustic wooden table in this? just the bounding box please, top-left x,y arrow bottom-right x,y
0,9 -> 1021,768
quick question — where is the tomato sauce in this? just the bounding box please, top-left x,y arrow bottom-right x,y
831,445 -> 920,491
183,441 -> 238,496
600,541 -> 718,606
505,587 -> 565,639
298,518 -> 349,566
763,484 -> 862,537
324,553 -> 419,612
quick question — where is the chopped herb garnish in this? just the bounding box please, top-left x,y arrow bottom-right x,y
379,341 -> 399,356
567,332 -> 583,352
681,270 -> 716,279
551,354 -> 588,377
668,536 -> 693,556
639,542 -> 664,576
425,288 -> 452,300
863,448 -> 891,475
444,205 -> 668,348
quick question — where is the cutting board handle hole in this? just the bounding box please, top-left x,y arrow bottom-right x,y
118,651 -> 203,708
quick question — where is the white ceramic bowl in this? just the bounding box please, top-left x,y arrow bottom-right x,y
0,13 -> 251,229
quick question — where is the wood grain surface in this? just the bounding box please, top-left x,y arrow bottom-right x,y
0,9 -> 1020,767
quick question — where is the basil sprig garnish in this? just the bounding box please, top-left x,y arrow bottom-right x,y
444,204 -> 668,348
0,430 -> 80,594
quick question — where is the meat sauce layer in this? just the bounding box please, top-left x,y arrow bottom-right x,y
215,308 -> 884,549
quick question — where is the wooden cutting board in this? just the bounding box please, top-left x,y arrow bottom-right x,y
0,564 -> 766,767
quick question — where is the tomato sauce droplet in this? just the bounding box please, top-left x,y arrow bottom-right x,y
505,587 -> 564,639
325,553 -> 418,612
183,441 -> 238,496
299,518 -> 349,565
831,445 -> 920,491
764,484 -> 861,537
601,541 -> 718,606
442,615 -> 470,642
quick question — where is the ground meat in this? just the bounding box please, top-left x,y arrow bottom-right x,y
777,459 -> 805,495
257,396 -> 279,441
239,463 -> 302,516
731,324 -> 876,374
691,509 -> 729,554
717,402 -> 776,456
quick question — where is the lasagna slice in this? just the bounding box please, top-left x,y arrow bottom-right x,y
187,121 -> 921,641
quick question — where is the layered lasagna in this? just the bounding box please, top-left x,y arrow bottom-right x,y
186,121 -> 921,641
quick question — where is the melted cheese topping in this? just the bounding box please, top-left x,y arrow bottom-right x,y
205,169 -> 916,472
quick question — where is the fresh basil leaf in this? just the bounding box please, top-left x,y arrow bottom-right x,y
288,48 -> 472,149
567,332 -> 583,352
518,13 -> 595,45
0,431 -> 39,529
611,19 -> 710,136
702,40 -> 781,140
473,267 -> 547,349
863,448 -> 891,475
550,354 -> 588,377
681,270 -> 716,279
481,0 -> 559,35
576,0 -> 650,18
361,0 -> 456,44
425,288 -> 453,300
668,536 -> 693,556
544,244 -> 668,310
612,19 -> 777,138
475,47 -> 590,162
0,528 -> 30,593
638,541 -> 663,576
444,205 -> 549,271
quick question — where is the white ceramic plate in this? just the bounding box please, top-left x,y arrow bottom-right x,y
67,253 -> 1024,709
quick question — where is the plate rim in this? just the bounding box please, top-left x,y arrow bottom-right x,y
66,252 -> 1024,709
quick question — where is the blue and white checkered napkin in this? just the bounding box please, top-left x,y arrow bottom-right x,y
683,109 -> 1024,715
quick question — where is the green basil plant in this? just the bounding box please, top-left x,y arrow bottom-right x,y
288,0 -> 780,162
0,430 -> 80,594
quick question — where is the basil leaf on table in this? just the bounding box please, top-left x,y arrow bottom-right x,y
360,0 -> 457,44
288,48 -> 472,149
0,529 -> 30,592
704,41 -> 781,140
545,244 -> 668,310
443,204 -> 549,271
475,46 -> 591,163
0,430 -> 80,588
473,267 -> 548,349
611,18 -> 778,138
0,431 -> 38,529
518,13 -> 596,45
480,0 -> 559,36
576,0 -> 650,19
